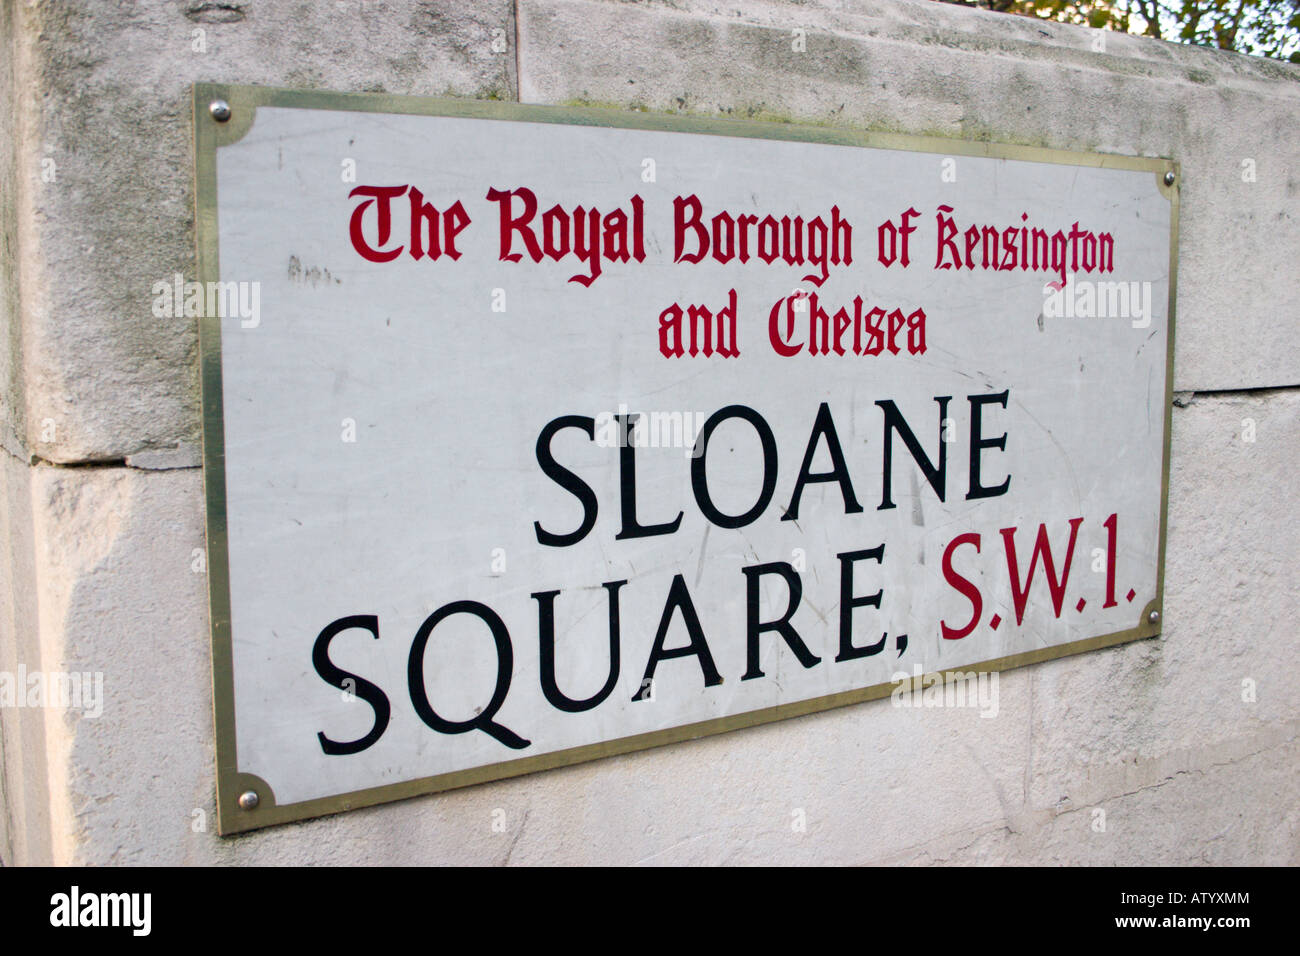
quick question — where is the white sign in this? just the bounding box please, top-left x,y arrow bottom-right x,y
195,86 -> 1175,833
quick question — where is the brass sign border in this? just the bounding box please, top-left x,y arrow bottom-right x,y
193,82 -> 1178,836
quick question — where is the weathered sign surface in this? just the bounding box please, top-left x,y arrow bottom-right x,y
194,85 -> 1176,833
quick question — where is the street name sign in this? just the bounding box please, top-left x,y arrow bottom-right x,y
194,84 -> 1177,834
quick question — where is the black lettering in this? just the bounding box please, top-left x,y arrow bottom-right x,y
312,614 -> 391,755
535,580 -> 626,713
691,405 -> 777,528
876,397 -> 950,510
966,390 -> 1011,500
783,402 -> 863,521
534,415 -> 598,547
634,574 -> 722,699
835,546 -> 888,661
741,562 -> 819,680
615,414 -> 684,540
407,601 -> 531,749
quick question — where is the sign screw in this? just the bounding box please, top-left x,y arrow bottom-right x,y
1148,610 -> 1160,625
238,790 -> 259,810
210,99 -> 232,123
1163,171 -> 1175,186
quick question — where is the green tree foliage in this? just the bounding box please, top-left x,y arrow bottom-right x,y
938,0 -> 1300,61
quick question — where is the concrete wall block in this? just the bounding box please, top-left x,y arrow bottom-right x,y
16,343 -> 1300,868
0,451 -> 49,866
42,453 -> 1030,863
22,463 -> 207,863
11,0 -> 517,463
883,734 -> 1299,864
518,0 -> 1300,392
1,1 -> 32,462
12,0 -> 1297,442
1024,390 -> 1299,814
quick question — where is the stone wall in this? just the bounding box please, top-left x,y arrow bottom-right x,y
1,0 -> 1296,864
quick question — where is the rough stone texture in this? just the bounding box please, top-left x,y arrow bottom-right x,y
879,735 -> 1300,864
7,0 -> 1298,465
517,0 -> 1300,393
9,0 -> 517,464
0,452 -> 49,866
1,0 -> 1297,865
19,391 -> 1290,866
1,1 -> 27,462
1026,390 -> 1300,816
49,477 -> 1033,865
25,464 -> 212,864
